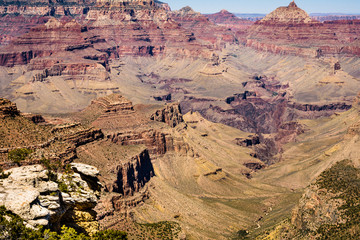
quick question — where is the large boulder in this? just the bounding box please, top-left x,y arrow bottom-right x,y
0,164 -> 101,234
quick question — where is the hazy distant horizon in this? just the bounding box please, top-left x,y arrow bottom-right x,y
164,0 -> 360,15
206,12 -> 360,16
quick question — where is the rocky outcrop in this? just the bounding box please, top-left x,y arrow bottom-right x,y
22,113 -> 46,124
206,9 -> 252,27
0,98 -> 20,118
291,184 -> 344,232
150,103 -> 184,128
62,127 -> 104,147
91,94 -> 134,114
235,135 -> 260,147
0,164 -> 101,234
0,98 -> 104,169
289,160 -> 360,239
153,93 -> 172,102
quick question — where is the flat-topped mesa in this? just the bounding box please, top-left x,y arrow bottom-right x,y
206,9 -> 241,24
91,94 -> 134,113
259,1 -> 316,24
0,98 -> 20,118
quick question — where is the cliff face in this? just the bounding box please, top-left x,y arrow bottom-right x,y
111,149 -> 154,196
247,1 -> 360,56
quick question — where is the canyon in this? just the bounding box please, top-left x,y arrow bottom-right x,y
0,0 -> 360,239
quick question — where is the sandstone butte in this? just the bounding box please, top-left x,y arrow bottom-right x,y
247,1 -> 360,57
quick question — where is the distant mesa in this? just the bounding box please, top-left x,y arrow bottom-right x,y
260,1 -> 316,24
220,9 -> 230,14
173,6 -> 201,17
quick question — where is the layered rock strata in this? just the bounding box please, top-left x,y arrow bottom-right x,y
247,1 -> 360,56
0,97 -> 20,118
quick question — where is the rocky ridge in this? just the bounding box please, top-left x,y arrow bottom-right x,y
169,6 -> 237,49
205,9 -> 253,41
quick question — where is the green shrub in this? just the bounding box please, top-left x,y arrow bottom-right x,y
8,148 -> 32,165
58,181 -> 69,193
47,170 -> 58,182
234,229 -> 249,239
92,229 -> 128,239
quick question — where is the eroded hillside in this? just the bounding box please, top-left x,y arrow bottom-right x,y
0,0 -> 360,239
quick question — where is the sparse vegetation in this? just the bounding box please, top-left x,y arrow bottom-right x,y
92,229 -> 127,239
8,148 -> 32,165
40,158 -> 59,182
0,116 -> 51,148
40,158 -> 77,191
133,221 -> 182,240
232,229 -> 249,239
255,160 -> 360,239
58,181 -> 69,193
316,160 -> 360,240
